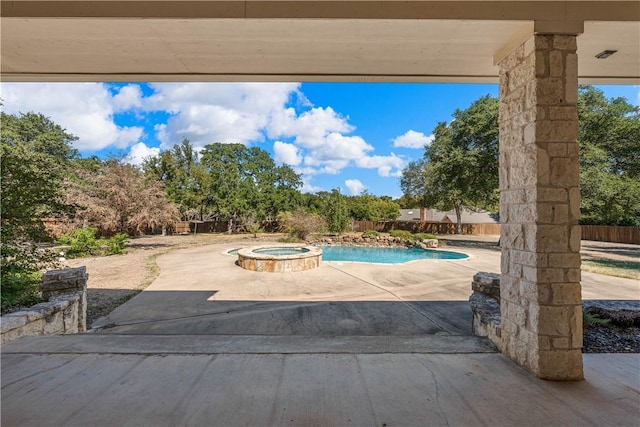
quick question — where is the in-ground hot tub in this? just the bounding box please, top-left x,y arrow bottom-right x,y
237,245 -> 322,272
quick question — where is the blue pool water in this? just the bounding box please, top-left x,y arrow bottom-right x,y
252,247 -> 310,256
319,246 -> 468,263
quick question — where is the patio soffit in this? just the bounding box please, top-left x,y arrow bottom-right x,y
1,1 -> 638,83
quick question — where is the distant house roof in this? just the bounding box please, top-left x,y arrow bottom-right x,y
398,209 -> 421,221
398,208 -> 499,224
442,208 -> 500,224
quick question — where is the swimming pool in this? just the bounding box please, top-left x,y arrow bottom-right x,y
319,245 -> 468,263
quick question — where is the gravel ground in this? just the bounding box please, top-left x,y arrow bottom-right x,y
582,306 -> 640,353
64,233 -> 638,353
583,324 -> 640,353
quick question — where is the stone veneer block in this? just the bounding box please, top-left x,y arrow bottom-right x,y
472,272 -> 501,301
498,33 -> 583,380
237,245 -> 322,273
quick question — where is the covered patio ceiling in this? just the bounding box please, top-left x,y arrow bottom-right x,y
1,1 -> 639,83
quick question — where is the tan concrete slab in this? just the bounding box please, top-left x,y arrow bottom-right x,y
2,351 -> 638,427
2,240 -> 639,426
91,241 -> 639,335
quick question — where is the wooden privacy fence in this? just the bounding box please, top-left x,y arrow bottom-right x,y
353,221 -> 639,243
352,220 -> 501,235
581,225 -> 640,244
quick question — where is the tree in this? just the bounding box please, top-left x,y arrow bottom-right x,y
401,95 -> 499,233
1,112 -> 78,309
578,86 -> 640,226
67,159 -> 180,235
200,143 -> 303,232
324,188 -> 350,234
144,138 -> 211,221
348,192 -> 401,221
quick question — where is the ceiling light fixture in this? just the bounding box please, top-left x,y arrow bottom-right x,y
595,50 -> 618,59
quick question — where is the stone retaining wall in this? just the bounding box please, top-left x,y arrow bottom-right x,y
469,272 -> 503,351
1,266 -> 88,344
312,234 -> 438,249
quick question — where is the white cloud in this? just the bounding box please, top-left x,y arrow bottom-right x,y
0,83 -> 143,151
267,105 -> 377,176
392,130 -> 434,149
146,82 -> 300,149
345,179 -> 367,196
268,106 -> 353,148
273,141 -> 302,166
355,153 -> 406,177
300,178 -> 324,194
124,142 -> 160,166
112,84 -> 143,111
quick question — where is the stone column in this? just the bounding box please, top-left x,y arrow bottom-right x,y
498,34 -> 583,380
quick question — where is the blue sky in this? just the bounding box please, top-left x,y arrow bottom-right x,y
1,82 -> 637,198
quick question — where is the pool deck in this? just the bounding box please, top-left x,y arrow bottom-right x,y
2,241 -> 639,426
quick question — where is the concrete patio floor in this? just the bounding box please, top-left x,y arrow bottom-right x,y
2,241 -> 639,426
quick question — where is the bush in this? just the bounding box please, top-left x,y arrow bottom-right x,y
277,236 -> 304,243
278,210 -> 326,240
245,223 -> 262,238
103,233 -> 128,255
583,308 -> 611,327
414,233 -> 437,241
389,230 -> 413,240
1,269 -> 43,313
59,227 -> 101,257
362,230 -> 379,238
59,227 -> 128,258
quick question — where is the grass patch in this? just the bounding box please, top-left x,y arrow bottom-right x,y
582,259 -> 640,280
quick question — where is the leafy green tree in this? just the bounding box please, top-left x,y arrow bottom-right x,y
348,192 -> 401,221
200,143 -> 303,232
401,95 -> 499,233
144,138 -> 211,221
1,112 -> 78,309
578,86 -> 640,226
324,188 -> 350,234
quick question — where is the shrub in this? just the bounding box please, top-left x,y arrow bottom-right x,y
362,230 -> 379,238
277,236 -> 304,243
1,269 -> 43,313
389,230 -> 413,240
245,223 -> 262,238
414,233 -> 437,241
583,308 -> 611,327
59,227 -> 101,257
59,227 -> 128,258
277,210 -> 325,240
103,233 -> 128,255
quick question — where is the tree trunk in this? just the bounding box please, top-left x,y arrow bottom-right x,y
455,204 -> 463,234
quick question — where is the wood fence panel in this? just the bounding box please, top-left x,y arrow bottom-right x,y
581,225 -> 640,244
352,220 -> 500,235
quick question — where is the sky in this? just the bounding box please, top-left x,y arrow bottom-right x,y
1,82 -> 638,198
